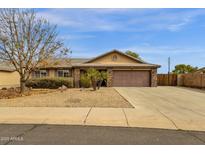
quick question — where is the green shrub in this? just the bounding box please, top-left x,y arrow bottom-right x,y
80,74 -> 91,88
26,77 -> 73,89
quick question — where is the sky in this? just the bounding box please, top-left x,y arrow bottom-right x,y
36,8 -> 205,73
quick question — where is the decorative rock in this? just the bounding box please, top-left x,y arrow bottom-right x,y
58,85 -> 68,92
8,87 -> 15,92
62,85 -> 68,90
1,87 -> 7,90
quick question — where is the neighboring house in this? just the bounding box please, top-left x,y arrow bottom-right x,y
195,67 -> 205,74
0,63 -> 20,88
33,50 -> 160,87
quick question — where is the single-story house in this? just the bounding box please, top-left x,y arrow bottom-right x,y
33,50 -> 160,87
0,63 -> 20,88
195,67 -> 205,74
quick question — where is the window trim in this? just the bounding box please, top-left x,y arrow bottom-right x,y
56,69 -> 71,77
33,70 -> 48,78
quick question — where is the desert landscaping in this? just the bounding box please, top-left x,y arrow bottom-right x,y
0,88 -> 133,108
0,87 -> 56,99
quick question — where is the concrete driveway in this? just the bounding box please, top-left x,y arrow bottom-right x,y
115,87 -> 205,131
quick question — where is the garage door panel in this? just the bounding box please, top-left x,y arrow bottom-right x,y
112,70 -> 150,87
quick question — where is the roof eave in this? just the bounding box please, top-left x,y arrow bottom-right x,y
0,69 -> 16,72
72,64 -> 160,68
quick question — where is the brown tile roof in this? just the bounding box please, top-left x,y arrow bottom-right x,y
195,67 -> 205,73
199,67 -> 205,71
0,58 -> 91,71
73,63 -> 160,68
37,56 -> 159,69
37,58 -> 90,68
70,58 -> 90,64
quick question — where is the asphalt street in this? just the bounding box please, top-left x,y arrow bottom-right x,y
0,124 -> 205,145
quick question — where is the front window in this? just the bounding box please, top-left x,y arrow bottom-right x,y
40,70 -> 48,78
57,69 -> 70,77
33,70 -> 48,78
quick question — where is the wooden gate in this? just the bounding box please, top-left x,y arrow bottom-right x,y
157,74 -> 177,86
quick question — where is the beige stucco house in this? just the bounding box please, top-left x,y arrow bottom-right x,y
32,50 -> 160,88
0,64 -> 20,88
0,50 -> 160,88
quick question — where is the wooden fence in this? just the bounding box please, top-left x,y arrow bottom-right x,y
157,74 -> 178,86
157,73 -> 205,88
177,73 -> 205,88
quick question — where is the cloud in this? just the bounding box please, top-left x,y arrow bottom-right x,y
37,10 -> 82,27
59,34 -> 95,40
36,8 -> 205,32
121,44 -> 205,55
167,22 -> 189,32
37,9 -> 124,32
128,9 -> 205,32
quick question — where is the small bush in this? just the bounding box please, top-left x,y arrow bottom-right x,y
26,78 -> 73,89
80,74 -> 91,88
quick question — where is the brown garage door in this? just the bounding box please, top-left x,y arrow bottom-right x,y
112,70 -> 150,87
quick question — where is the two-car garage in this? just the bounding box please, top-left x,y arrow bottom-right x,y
112,70 -> 151,87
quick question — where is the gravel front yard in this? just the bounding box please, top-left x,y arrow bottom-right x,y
0,88 -> 133,108
0,88 -> 56,99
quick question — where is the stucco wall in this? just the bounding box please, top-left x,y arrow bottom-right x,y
48,69 -> 56,77
0,71 -> 20,87
90,52 -> 138,64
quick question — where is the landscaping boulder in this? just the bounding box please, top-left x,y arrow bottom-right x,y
8,87 -> 15,92
58,85 -> 68,92
1,87 -> 7,90
62,85 -> 68,90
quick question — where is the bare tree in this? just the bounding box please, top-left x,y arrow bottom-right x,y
0,9 -> 68,93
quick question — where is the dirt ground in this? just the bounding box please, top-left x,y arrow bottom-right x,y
0,88 -> 133,108
0,88 -> 56,99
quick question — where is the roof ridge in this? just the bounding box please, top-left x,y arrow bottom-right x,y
84,49 -> 146,64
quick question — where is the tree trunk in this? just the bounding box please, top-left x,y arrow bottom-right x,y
97,80 -> 103,89
91,78 -> 97,91
20,77 -> 26,93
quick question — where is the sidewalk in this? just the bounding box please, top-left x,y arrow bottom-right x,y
0,107 -> 177,130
